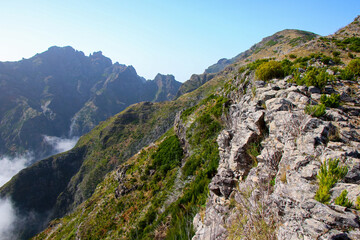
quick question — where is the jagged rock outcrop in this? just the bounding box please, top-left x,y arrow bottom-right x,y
193,73 -> 360,239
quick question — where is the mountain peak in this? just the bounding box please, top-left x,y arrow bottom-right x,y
154,73 -> 175,81
44,46 -> 82,57
204,28 -> 318,74
89,51 -> 112,67
91,51 -> 103,56
47,45 -> 75,52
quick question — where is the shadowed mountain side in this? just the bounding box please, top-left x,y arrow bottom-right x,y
0,47 -> 181,160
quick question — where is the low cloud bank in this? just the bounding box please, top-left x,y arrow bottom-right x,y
0,136 -> 79,187
0,137 -> 78,239
0,137 -> 79,239
0,154 -> 34,239
0,199 -> 16,240
43,135 -> 79,154
0,154 -> 33,187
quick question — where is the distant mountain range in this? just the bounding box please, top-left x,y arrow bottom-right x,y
0,46 -> 181,159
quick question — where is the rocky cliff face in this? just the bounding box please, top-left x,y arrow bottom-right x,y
193,67 -> 360,239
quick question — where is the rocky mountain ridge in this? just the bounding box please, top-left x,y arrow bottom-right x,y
0,46 -> 181,159
193,67 -> 360,240
204,29 -> 318,74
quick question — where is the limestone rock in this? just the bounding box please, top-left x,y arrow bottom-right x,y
194,67 -> 360,240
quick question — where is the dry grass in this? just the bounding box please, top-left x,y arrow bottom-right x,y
227,186 -> 279,240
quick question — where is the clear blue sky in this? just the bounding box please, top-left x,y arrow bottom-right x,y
0,0 -> 359,82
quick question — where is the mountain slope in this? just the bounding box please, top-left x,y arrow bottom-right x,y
35,46 -> 360,239
2,16 -> 360,240
0,69 -> 226,239
204,29 -> 318,74
33,92 -> 229,240
0,100 -> 181,239
175,29 -> 318,99
0,47 -> 181,159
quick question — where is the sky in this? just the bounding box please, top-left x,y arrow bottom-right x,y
0,1 -> 359,82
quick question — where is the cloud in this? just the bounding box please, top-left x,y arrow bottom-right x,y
0,198 -> 16,240
0,154 -> 33,239
0,154 -> 33,187
43,136 -> 79,154
0,137 -> 79,239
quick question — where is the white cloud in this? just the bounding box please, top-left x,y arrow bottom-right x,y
0,198 -> 16,240
0,154 -> 32,187
43,136 -> 79,154
0,153 -> 35,239
0,137 -> 79,239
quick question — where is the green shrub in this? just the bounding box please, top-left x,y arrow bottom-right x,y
316,185 -> 331,204
347,58 -> 360,76
339,58 -> 360,80
255,61 -> 284,81
333,57 -> 342,65
210,96 -> 230,118
320,94 -> 340,108
333,37 -> 360,52
294,56 -> 310,64
302,68 -> 329,89
304,104 -> 326,117
332,51 -> 341,57
315,158 -> 348,204
182,155 -> 202,178
321,55 -> 332,65
238,66 -> 246,74
151,135 -> 183,175
348,38 -> 360,52
267,39 -> 278,46
335,190 -> 353,208
292,72 -> 303,85
289,54 -> 297,59
281,59 -> 294,76
356,196 -> 360,210
340,69 -> 354,80
247,59 -> 270,70
181,106 -> 197,121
